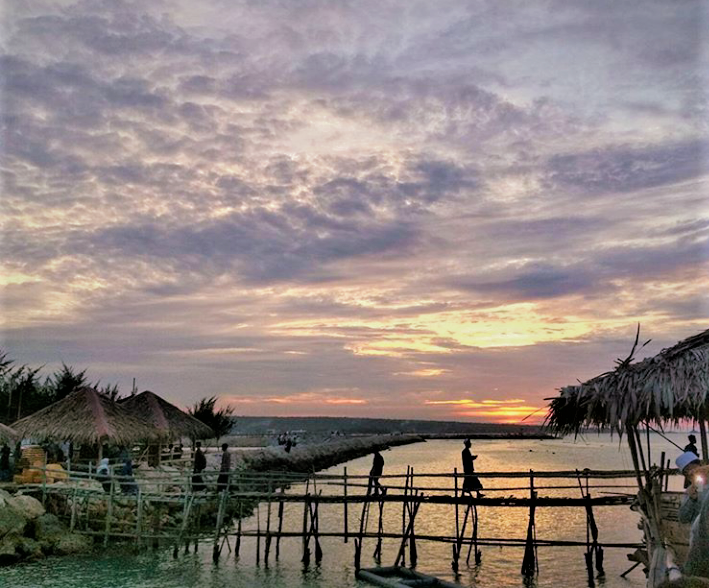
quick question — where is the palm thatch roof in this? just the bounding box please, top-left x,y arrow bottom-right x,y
0,422 -> 18,444
546,328 -> 709,436
120,390 -> 213,440
11,387 -> 158,445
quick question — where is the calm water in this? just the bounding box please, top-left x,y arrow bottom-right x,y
1,433 -> 691,588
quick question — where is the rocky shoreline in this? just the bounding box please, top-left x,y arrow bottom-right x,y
0,434 -> 424,566
0,489 -> 91,565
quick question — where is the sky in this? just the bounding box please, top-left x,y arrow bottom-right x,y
1,0 -> 708,424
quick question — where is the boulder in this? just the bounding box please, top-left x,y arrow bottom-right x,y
55,533 -> 91,555
13,495 -> 45,520
31,513 -> 65,551
0,491 -> 27,539
16,536 -> 43,561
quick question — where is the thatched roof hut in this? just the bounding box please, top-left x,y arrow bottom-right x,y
11,386 -> 158,445
120,390 -> 213,440
546,328 -> 709,437
0,422 -> 18,444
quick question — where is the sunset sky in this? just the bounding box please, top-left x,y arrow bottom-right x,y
1,0 -> 707,424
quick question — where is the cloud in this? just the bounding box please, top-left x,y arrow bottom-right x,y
545,139 -> 707,195
1,0 -> 706,422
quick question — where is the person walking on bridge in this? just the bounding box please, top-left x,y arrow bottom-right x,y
462,439 -> 483,497
367,450 -> 386,496
192,441 -> 207,492
217,443 -> 231,492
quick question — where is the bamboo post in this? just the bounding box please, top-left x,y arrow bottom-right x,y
136,490 -> 144,548
409,467 -> 417,567
276,490 -> 284,560
521,471 -> 537,576
700,420 -> 708,462
69,485 -> 78,532
264,478 -> 273,565
235,501 -> 242,559
104,473 -> 115,547
343,467 -> 349,543
302,492 -> 310,566
256,503 -> 261,566
314,490 -> 323,563
395,494 -> 421,567
212,489 -> 227,562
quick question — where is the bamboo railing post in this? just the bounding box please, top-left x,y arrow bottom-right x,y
212,488 -> 227,562
343,467 -> 349,543
69,485 -> 78,532
104,473 -> 115,547
700,420 -> 708,462
276,489 -> 284,560
521,470 -> 537,577
409,467 -> 417,567
255,502 -> 262,566
235,502 -> 242,559
264,478 -> 273,565
302,492 -> 311,566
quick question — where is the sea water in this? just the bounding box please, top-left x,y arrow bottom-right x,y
0,433 -> 693,588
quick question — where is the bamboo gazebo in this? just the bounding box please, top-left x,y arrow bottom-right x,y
546,327 -> 709,586
0,422 -> 18,444
120,390 -> 213,441
11,386 -> 158,460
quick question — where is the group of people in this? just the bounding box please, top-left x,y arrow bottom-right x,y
366,439 -> 484,497
191,441 -> 231,492
675,434 -> 709,579
95,450 -> 137,495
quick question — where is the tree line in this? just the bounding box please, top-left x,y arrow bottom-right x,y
0,350 -> 234,439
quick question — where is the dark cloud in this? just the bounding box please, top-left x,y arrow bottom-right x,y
545,139 -> 706,194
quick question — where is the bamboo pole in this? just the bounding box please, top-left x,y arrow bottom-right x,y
103,474 -> 115,548
343,467 -> 348,543
276,490 -> 284,560
700,419 -> 708,462
264,478 -> 273,565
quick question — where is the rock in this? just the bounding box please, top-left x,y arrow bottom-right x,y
0,491 -> 27,539
13,495 -> 45,520
16,536 -> 43,561
55,533 -> 91,555
0,532 -> 22,565
31,513 -> 65,551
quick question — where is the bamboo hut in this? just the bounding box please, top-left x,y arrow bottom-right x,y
545,328 -> 709,587
11,386 -> 158,449
120,390 -> 214,440
0,422 -> 18,444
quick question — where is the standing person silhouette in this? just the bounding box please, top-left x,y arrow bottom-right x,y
217,443 -> 231,492
368,450 -> 386,496
462,439 -> 483,497
192,441 -> 206,492
685,434 -> 699,457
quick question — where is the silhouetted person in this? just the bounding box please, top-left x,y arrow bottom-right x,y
677,451 -> 709,578
119,449 -> 137,495
686,435 -> 700,457
217,443 -> 230,491
192,441 -> 206,492
175,443 -> 183,460
462,439 -> 483,496
0,444 -> 11,482
96,458 -> 112,493
368,450 -> 386,496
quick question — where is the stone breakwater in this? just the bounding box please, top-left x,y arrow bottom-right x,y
0,489 -> 91,565
231,434 -> 424,475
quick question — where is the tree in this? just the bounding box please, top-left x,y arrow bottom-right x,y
0,350 -> 52,423
49,363 -> 88,402
189,396 -> 235,441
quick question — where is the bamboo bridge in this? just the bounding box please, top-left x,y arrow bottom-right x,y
14,463 -> 661,583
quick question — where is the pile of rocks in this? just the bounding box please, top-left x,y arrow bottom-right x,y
0,489 -> 91,565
